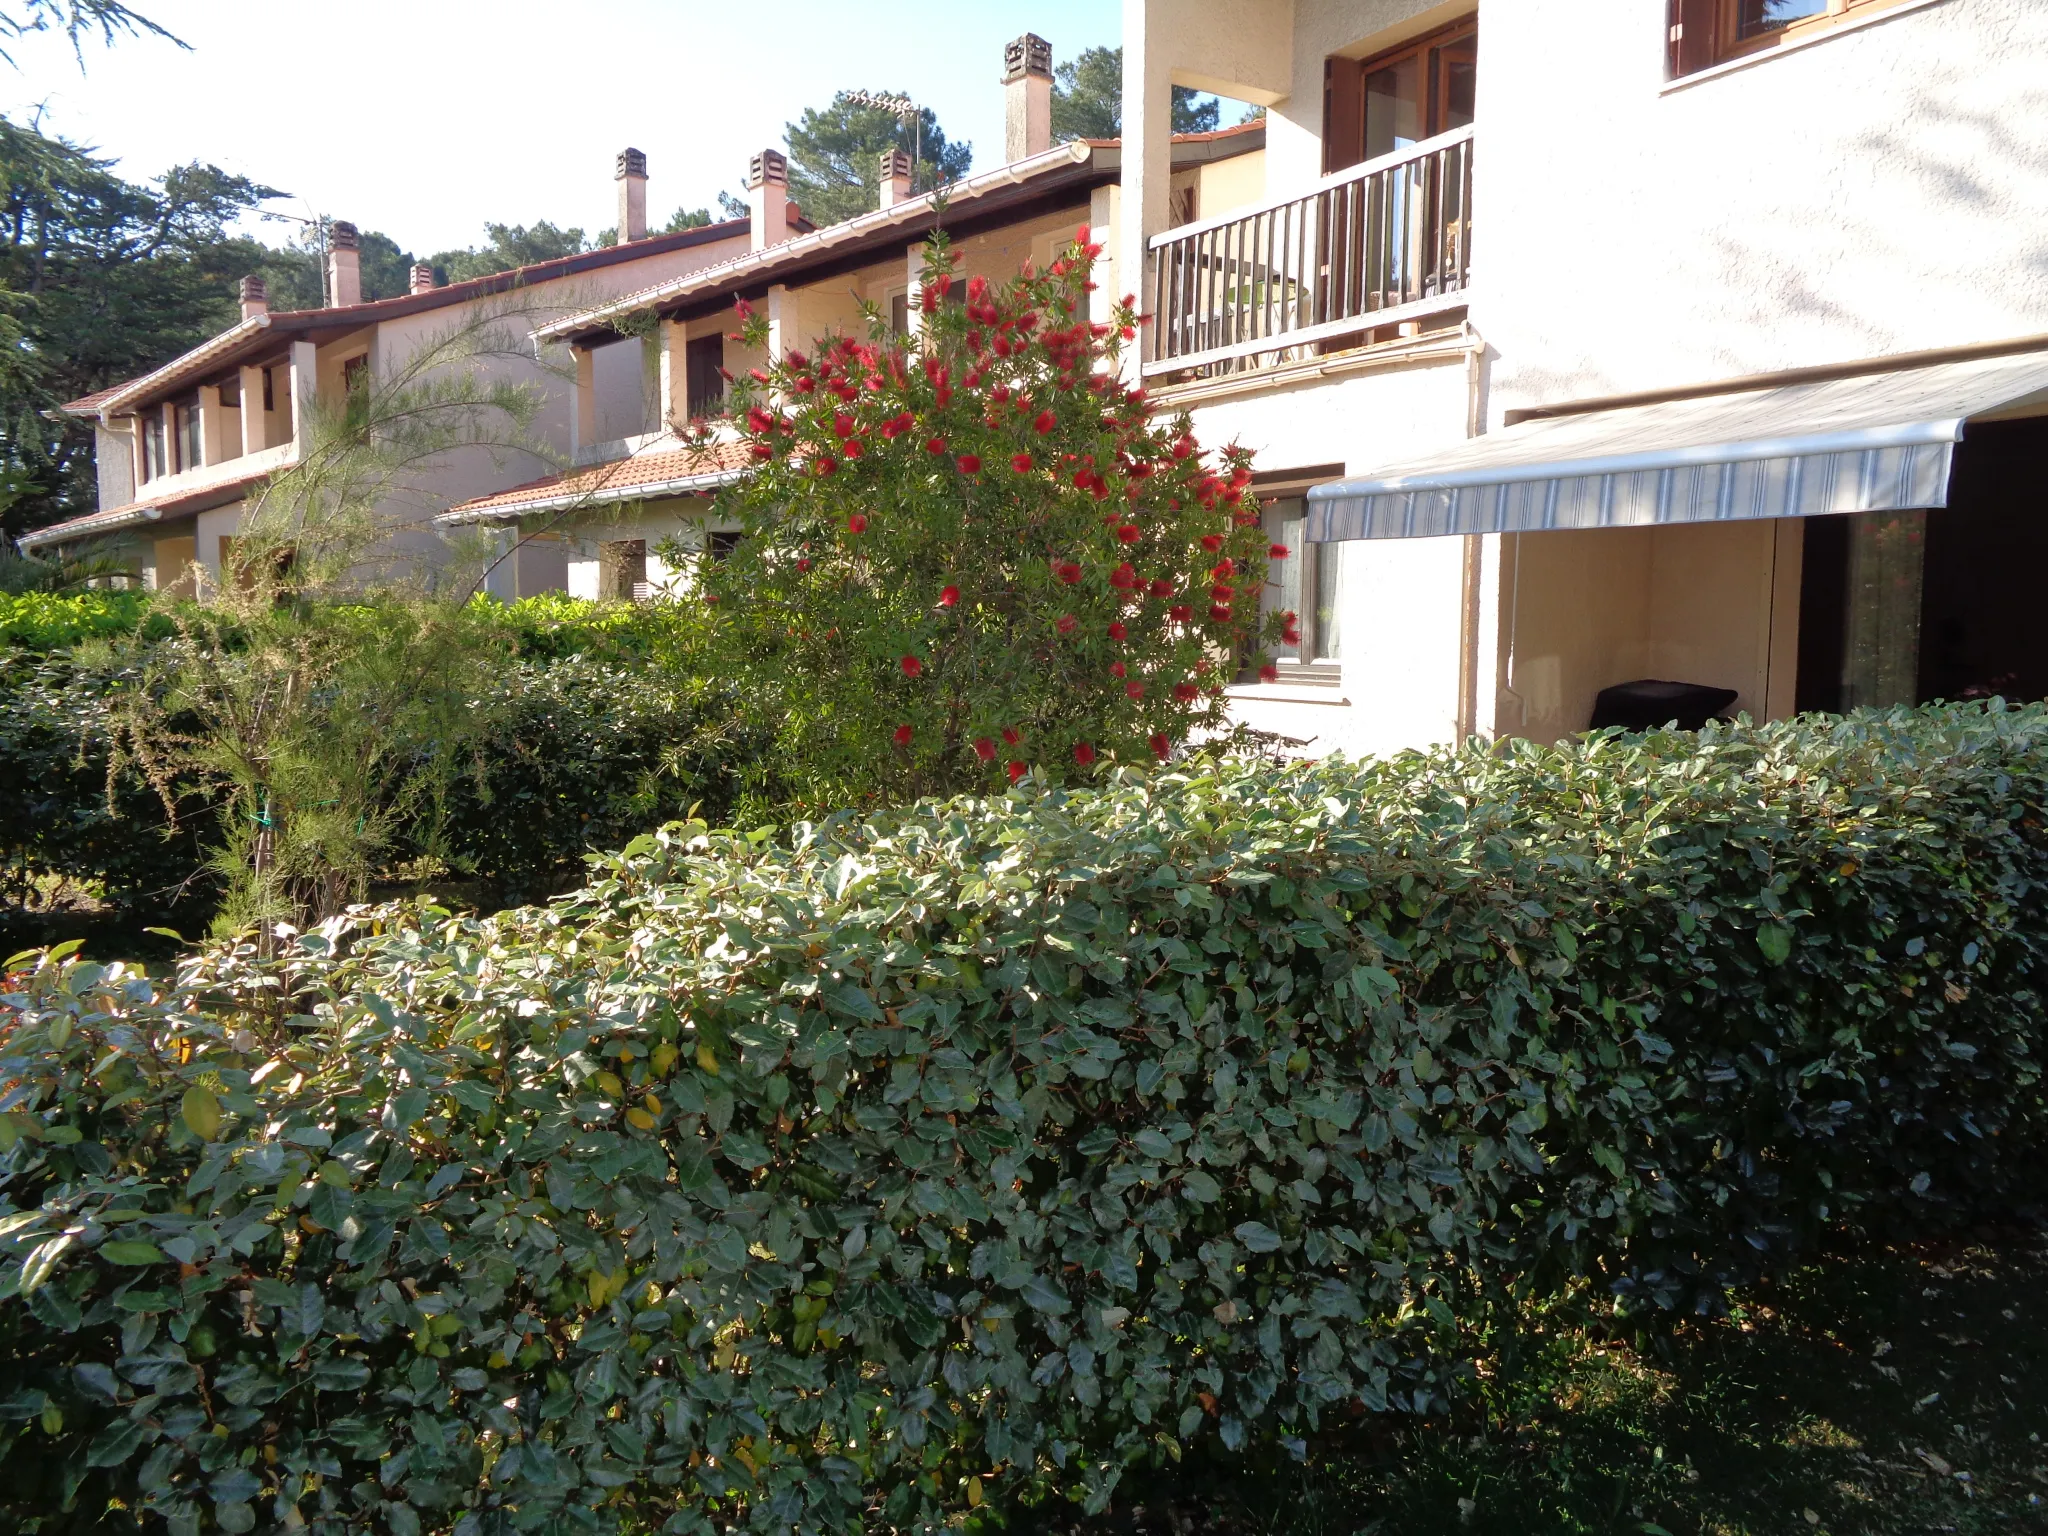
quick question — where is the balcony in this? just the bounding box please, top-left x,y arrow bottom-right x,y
1143,126 -> 1474,380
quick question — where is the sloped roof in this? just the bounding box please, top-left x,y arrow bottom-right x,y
58,384 -> 127,416
19,463 -> 273,550
437,438 -> 757,524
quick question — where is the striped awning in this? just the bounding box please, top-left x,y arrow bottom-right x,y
1307,348 -> 2048,541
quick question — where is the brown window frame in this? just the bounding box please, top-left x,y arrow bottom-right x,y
1321,15 -> 1478,177
1669,0 -> 1916,78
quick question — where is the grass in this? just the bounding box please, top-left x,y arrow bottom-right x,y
990,1225 -> 2048,1536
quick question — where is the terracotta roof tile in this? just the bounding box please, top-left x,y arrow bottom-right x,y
442,438 -> 757,520
58,384 -> 127,414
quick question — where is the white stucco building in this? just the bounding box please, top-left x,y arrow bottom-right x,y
1120,0 -> 2048,754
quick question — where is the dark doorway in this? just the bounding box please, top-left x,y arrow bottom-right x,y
1795,416 -> 2048,712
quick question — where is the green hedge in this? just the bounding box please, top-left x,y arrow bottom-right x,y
0,592 -> 159,652
3,705 -> 2046,1534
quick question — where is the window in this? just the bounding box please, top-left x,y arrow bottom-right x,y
686,332 -> 726,421
600,539 -> 648,602
175,398 -> 202,472
262,367 -> 274,413
706,530 -> 742,563
141,412 -> 169,482
1324,18 -> 1476,175
342,354 -> 368,394
1260,496 -> 1343,674
1669,0 -> 1911,77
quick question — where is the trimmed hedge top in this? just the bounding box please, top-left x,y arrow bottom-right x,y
3,704 -> 2047,1534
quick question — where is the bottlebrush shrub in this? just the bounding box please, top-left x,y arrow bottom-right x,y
696,228 -> 1281,802
4,704 -> 2047,1534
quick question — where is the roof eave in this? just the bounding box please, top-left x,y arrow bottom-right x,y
436,466 -> 749,525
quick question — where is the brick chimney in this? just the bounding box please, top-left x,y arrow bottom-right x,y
326,221 -> 362,308
747,149 -> 790,252
878,146 -> 913,210
238,274 -> 268,321
1003,33 -> 1053,162
409,263 -> 437,295
616,147 -> 648,243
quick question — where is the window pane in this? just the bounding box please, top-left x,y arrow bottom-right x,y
1438,45 -> 1477,132
1263,497 -> 1305,660
1313,540 -> 1343,661
1840,510 -> 1924,709
1738,0 -> 1829,39
1363,54 -> 1422,159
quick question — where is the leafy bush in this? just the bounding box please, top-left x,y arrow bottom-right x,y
0,591 -> 159,652
3,704 -> 2046,1534
699,229 -> 1282,805
466,593 -> 679,663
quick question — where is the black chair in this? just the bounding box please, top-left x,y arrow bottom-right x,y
1589,679 -> 1740,733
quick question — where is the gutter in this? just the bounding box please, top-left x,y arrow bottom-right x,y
20,504 -> 162,551
435,465 -> 750,526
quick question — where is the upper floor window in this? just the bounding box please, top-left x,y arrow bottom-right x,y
175,397 -> 202,472
141,412 -> 169,482
1324,18 -> 1476,176
1669,0 -> 1911,77
686,332 -> 726,421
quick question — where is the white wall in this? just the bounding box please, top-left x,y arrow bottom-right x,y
1476,0 -> 2048,413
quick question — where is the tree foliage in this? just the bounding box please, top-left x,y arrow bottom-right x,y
424,222 -> 588,288
1050,46 -> 1222,142
0,115 -> 279,539
692,229 -> 1282,810
3,704 -> 2047,1533
783,92 -> 972,227
0,0 -> 183,66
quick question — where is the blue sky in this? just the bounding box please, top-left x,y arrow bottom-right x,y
0,0 -> 1126,255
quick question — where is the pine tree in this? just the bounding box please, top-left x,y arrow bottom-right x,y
783,92 -> 972,227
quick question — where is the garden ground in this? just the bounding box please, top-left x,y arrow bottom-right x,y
1014,1223 -> 2048,1536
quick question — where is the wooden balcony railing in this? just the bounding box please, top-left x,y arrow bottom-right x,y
1143,126 -> 1474,378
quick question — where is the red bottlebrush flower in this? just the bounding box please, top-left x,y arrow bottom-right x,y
1211,559 -> 1236,578
750,368 -> 771,384
702,593 -> 720,605
1269,543 -> 1290,559
1281,610 -> 1298,628
968,274 -> 988,302
1116,524 -> 1141,545
900,655 -> 923,678
1034,409 -> 1057,434
1055,614 -> 1077,635
992,384 -> 1011,403
1126,681 -> 1145,700
957,453 -> 981,474
1011,452 -> 1034,473
795,557 -> 811,573
1172,438 -> 1195,460
1072,468 -> 1092,491
793,376 -> 816,394
1232,466 -> 1253,488
924,437 -> 947,455
894,723 -> 914,746
1056,562 -> 1082,585
1007,760 -> 1027,784
833,412 -> 855,438
843,439 -> 865,459
993,336 -> 1012,358
1259,664 -> 1280,683
1149,731 -> 1171,759
919,286 -> 939,314
847,513 -> 868,534
1209,604 -> 1233,622
973,737 -> 996,762
939,585 -> 960,608
1109,563 -> 1138,590
1148,579 -> 1175,599
749,443 -> 774,461
1211,583 -> 1236,600
1174,682 -> 1199,702
1110,661 -> 1127,678
1168,604 -> 1192,622
734,298 -> 755,319
1001,727 -> 1021,746
1108,621 -> 1127,641
1073,742 -> 1096,766
1200,534 -> 1224,553
1282,629 -> 1302,646
814,456 -> 838,477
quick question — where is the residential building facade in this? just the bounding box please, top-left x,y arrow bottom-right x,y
26,152 -> 767,595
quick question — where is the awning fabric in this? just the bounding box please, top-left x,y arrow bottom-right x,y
1307,348 -> 2048,541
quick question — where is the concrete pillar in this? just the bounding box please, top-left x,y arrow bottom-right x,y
767,284 -> 799,362
903,245 -> 926,342
197,384 -> 228,467
747,150 -> 790,253
1003,33 -> 1054,163
1088,183 -> 1122,332
571,346 -> 596,459
1118,2 -> 1174,385
616,148 -> 648,243
326,221 -> 362,308
288,340 -> 318,455
658,319 -> 685,429
238,365 -> 266,456
878,147 -> 913,210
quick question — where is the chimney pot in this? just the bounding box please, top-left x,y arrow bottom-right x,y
238,274 -> 268,321
615,147 -> 648,243
326,220 -> 362,308
746,149 -> 791,252
1003,33 -> 1054,163
878,146 -> 913,210
409,262 -> 437,295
